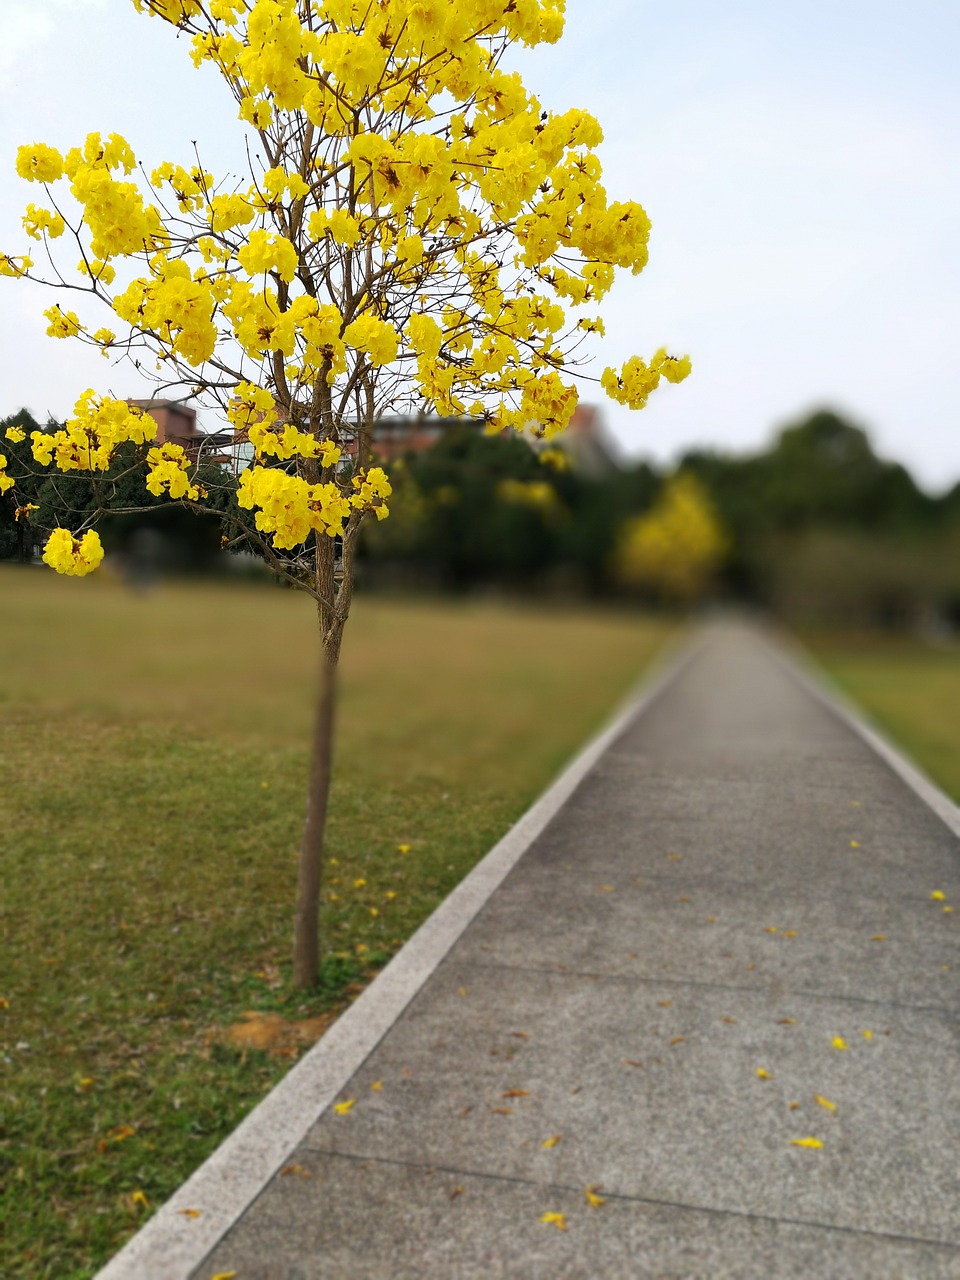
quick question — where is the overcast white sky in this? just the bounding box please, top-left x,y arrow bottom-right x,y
1,0 -> 958,490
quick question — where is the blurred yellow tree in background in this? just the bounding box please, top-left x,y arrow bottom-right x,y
614,472 -> 726,601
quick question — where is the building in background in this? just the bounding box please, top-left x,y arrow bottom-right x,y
127,399 -> 241,469
127,399 -> 619,476
369,404 -> 619,474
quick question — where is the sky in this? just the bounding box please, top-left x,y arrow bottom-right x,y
1,0 -> 958,491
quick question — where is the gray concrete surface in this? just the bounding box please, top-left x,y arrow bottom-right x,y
194,624 -> 959,1277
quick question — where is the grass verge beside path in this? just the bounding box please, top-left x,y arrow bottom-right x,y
804,632 -> 960,803
0,566 -> 672,1280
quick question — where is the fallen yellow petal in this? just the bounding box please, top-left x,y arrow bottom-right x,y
211,1273 -> 238,1280
353,878 -> 366,889
540,1211 -> 567,1231
502,1089 -> 530,1098
831,1037 -> 848,1051
178,1208 -> 202,1218
657,999 -> 672,1007
930,890 -> 945,901
130,1190 -> 149,1208
397,844 -> 411,853
599,885 -> 615,891
669,1036 -> 686,1045
333,1099 -> 355,1114
370,1081 -> 383,1092
0,997 -> 9,1009
944,906 -> 954,914
814,1094 -> 836,1112
458,987 -> 469,997
861,1029 -> 873,1041
756,1068 -> 771,1080
870,935 -> 886,942
788,1101 -> 801,1110
777,1018 -> 796,1025
764,927 -> 778,933
584,1185 -> 606,1208
782,930 -> 797,938
850,841 -> 860,848
541,1135 -> 561,1148
790,1137 -> 823,1149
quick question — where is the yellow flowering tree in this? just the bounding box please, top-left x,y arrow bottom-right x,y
614,472 -> 726,601
1,0 -> 690,988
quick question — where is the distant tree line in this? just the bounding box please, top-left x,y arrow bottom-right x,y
360,408 -> 960,627
5,405 -> 959,628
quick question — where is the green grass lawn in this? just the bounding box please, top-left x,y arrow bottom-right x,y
804,632 -> 960,802
0,565 -> 673,1279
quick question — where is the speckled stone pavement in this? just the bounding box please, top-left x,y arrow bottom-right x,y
130,625 -> 960,1279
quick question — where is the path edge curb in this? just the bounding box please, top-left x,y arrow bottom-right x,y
766,627 -> 960,841
95,625 -> 703,1280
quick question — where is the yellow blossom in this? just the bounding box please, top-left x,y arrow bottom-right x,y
16,143 -> 63,183
23,205 -> 66,240
44,307 -> 82,339
42,528 -> 104,576
0,253 -> 32,277
540,1211 -> 567,1230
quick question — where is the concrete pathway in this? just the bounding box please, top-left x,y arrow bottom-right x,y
113,624 -> 960,1278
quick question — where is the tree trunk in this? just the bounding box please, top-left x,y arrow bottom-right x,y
291,363 -> 367,988
292,634 -> 338,989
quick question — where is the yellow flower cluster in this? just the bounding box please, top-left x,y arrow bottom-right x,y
41,528 -> 105,576
31,391 -> 155,472
341,316 -> 399,367
15,143 -> 63,184
114,259 -> 218,366
146,443 -> 201,500
0,454 -> 14,494
229,382 -> 343,462
237,466 -> 353,546
602,350 -> 693,411
23,205 -> 65,240
44,307 -> 83,339
507,370 -> 579,439
350,467 -> 392,519
0,253 -> 32,278
237,228 -> 298,282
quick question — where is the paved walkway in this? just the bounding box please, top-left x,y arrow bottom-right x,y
159,626 -> 960,1277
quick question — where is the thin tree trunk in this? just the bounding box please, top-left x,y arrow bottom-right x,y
291,353 -> 369,988
293,629 -> 339,989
